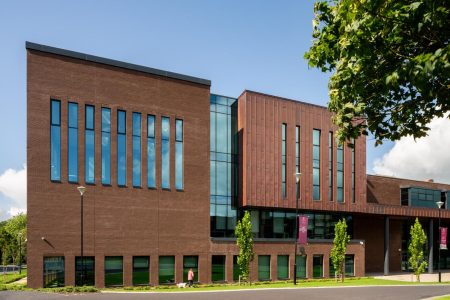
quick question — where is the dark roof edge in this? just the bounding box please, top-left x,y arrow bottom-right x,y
239,89 -> 328,110
25,41 -> 211,87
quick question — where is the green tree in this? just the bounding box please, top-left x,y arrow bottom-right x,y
0,228 -> 12,268
1,214 -> 27,267
330,218 -> 350,282
408,218 -> 428,282
235,211 -> 254,283
305,0 -> 450,145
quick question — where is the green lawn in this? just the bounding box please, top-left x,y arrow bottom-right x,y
112,277 -> 450,292
1,276 -> 449,293
0,270 -> 27,284
434,297 -> 450,300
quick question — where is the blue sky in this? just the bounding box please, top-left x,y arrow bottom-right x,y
8,0 -> 441,220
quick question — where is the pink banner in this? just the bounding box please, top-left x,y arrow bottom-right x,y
440,227 -> 447,250
297,215 -> 308,245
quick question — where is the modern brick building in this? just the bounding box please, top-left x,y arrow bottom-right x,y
26,42 -> 450,288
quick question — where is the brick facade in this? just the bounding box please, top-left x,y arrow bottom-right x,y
26,42 -> 449,288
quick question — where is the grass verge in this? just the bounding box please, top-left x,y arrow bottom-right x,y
1,277 -> 448,293
0,270 -> 27,285
104,277 -> 450,292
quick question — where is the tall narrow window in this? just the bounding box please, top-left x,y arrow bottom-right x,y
211,255 -> 226,282
282,123 -> 287,199
258,255 -> 271,281
175,119 -> 184,190
312,129 -> 321,200
75,256 -> 95,286
183,256 -> 198,282
296,255 -> 307,279
159,256 -> 175,284
68,102 -> 78,182
101,108 -> 111,185
328,132 -> 333,201
85,105 -> 95,184
105,256 -> 123,287
161,117 -> 170,189
147,115 -> 156,188
277,255 -> 289,280
117,110 -> 126,186
351,138 -> 355,203
133,256 -> 149,286
296,126 -> 300,197
50,100 -> 61,181
132,113 -> 141,187
313,255 -> 323,278
337,143 -> 344,203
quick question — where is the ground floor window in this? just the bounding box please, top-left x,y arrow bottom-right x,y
329,255 -> 355,277
159,256 -> 175,284
212,255 -> 226,282
296,255 -> 307,278
133,256 -> 149,286
258,255 -> 271,281
75,256 -> 95,286
43,256 -> 65,287
345,255 -> 354,277
313,255 -> 323,278
183,256 -> 198,282
277,255 -> 289,280
105,256 -> 123,287
233,255 -> 240,281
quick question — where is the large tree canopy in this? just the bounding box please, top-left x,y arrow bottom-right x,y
305,0 -> 449,145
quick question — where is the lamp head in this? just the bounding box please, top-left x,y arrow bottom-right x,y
436,200 -> 444,209
295,172 -> 302,183
77,186 -> 86,196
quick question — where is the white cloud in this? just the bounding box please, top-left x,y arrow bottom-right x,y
0,165 -> 26,220
373,116 -> 450,184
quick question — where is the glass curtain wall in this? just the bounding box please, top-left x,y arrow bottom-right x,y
210,94 -> 238,237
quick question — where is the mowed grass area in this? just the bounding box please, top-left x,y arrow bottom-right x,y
112,277 -> 450,292
435,297 -> 450,300
0,270 -> 27,284
1,276 -> 449,293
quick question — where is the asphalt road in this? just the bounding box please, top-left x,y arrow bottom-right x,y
1,285 -> 450,300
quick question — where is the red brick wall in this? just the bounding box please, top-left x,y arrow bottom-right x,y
367,175 -> 450,206
27,50 -> 211,288
210,240 -> 365,281
238,91 -> 367,211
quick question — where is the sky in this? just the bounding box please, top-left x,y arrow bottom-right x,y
0,0 -> 448,221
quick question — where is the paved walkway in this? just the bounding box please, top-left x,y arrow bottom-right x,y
372,271 -> 450,282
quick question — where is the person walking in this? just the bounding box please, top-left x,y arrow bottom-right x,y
188,268 -> 194,287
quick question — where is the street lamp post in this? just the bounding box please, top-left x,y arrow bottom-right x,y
77,186 -> 86,286
436,200 -> 444,283
18,232 -> 22,274
293,172 -> 301,285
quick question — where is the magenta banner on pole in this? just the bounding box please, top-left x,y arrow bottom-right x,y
440,227 -> 447,250
297,215 -> 309,244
